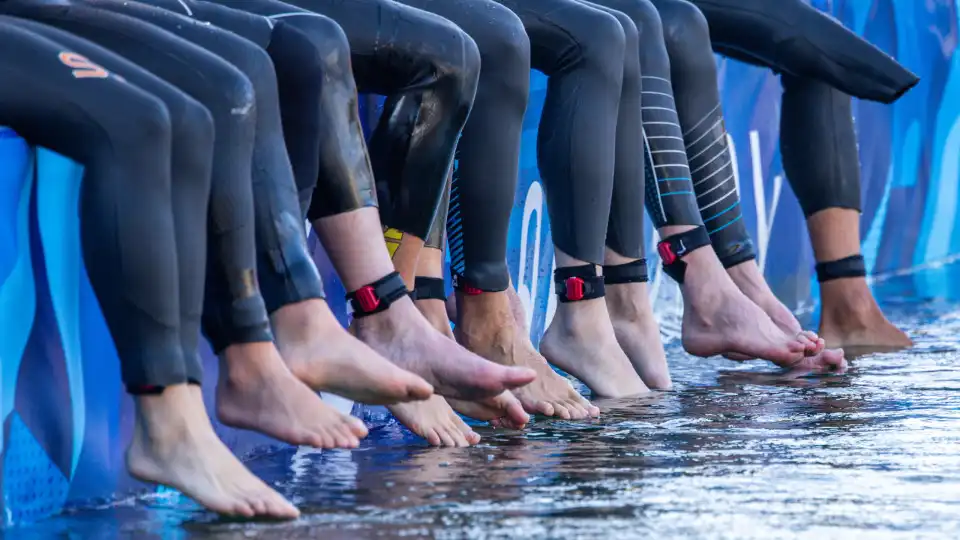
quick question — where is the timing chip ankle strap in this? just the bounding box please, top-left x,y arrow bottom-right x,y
555,264 -> 605,303
347,271 -> 409,318
657,226 -> 711,284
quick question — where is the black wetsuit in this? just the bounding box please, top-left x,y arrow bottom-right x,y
82,0 -> 326,331
496,0 -> 632,266
577,0 -> 917,271
383,0 -> 530,290
0,1 -> 290,361
381,0 -> 649,277
141,0 -> 480,286
256,0 -> 479,248
687,0 -> 914,218
137,0 -> 376,221
0,17 -> 204,391
650,0 -> 917,265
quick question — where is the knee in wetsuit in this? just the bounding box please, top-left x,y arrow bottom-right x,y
688,0 -> 918,104
364,15 -> 481,242
780,74 -> 861,217
655,0 -> 712,76
268,14 -> 368,217
220,0 -> 375,218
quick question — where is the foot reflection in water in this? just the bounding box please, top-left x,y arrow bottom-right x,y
18,270 -> 960,539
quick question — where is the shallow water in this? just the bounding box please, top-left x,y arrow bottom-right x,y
12,269 -> 960,539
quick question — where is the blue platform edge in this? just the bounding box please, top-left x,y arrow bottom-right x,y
2,0 -> 960,526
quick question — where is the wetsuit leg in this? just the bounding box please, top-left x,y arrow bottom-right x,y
651,0 -> 755,267
496,0 -> 627,264
391,0 -> 530,291
780,75 -> 861,216
577,0 -> 646,259
128,0 -> 327,316
0,19 -> 186,391
4,2 -> 276,356
131,0 -> 326,217
606,0 -> 702,230
273,0 -> 480,243
687,0 -> 919,104
3,13 -> 222,384
425,175 -> 451,251
199,0 -> 378,222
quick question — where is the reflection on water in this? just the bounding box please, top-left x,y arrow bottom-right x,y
13,268 -> 960,539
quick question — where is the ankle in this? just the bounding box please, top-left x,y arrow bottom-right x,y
219,342 -> 278,385
726,261 -> 767,292
271,299 -> 338,344
820,279 -> 882,322
453,291 -> 513,342
677,247 -> 727,285
415,298 -> 450,329
353,295 -> 418,334
604,283 -> 652,323
133,385 -> 198,441
550,298 -> 609,331
457,290 -> 510,325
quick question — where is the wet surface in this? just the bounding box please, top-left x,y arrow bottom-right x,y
11,269 -> 960,539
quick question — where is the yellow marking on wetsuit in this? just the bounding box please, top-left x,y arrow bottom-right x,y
384,228 -> 404,259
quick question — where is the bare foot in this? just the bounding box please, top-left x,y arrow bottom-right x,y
353,296 -> 536,400
727,260 -> 803,334
604,280 -> 672,389
416,292 -> 530,428
819,278 -> 912,351
216,342 -> 368,449
446,392 -> 530,429
126,385 -> 299,519
458,289 -> 600,419
388,395 -> 482,447
679,249 -> 846,373
272,299 -> 433,405
725,260 -> 825,358
540,295 -> 651,398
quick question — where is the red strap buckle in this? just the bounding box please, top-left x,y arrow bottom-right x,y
463,284 -> 482,296
565,277 -> 585,301
657,241 -> 677,265
355,286 -> 381,312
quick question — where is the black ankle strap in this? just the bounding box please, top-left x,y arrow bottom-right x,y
451,273 -> 483,295
127,378 -> 199,396
657,226 -> 711,284
718,241 -> 757,269
413,276 -> 446,301
555,264 -> 605,303
346,271 -> 409,318
126,384 -> 166,395
816,255 -> 866,282
603,259 -> 648,284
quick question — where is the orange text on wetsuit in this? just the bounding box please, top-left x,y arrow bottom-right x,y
58,52 -> 110,79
